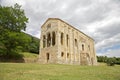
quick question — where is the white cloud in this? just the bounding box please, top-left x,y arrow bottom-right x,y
96,33 -> 120,51
97,49 -> 120,57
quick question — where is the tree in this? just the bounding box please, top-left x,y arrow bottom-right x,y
97,56 -> 107,62
97,56 -> 120,66
115,57 -> 120,65
0,3 -> 28,32
106,57 -> 116,66
0,3 -> 28,58
28,37 -> 39,54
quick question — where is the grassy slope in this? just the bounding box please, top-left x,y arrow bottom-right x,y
19,52 -> 38,63
19,52 -> 38,58
0,63 -> 120,80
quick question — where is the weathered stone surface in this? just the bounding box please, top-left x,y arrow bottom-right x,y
39,18 -> 97,65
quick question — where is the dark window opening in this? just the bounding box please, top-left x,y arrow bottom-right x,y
66,34 -> 69,46
61,52 -> 64,57
47,33 -> 51,47
46,53 -> 50,62
52,32 -> 56,46
61,33 -> 63,45
67,53 -> 69,58
82,44 -> 84,51
75,39 -> 77,47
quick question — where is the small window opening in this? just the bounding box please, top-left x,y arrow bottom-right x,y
82,44 -> 84,51
61,33 -> 64,45
61,52 -> 64,57
75,39 -> 77,47
67,53 -> 69,58
52,32 -> 56,46
67,34 -> 69,46
47,33 -> 51,47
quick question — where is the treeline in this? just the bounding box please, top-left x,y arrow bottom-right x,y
97,56 -> 120,66
0,3 -> 39,60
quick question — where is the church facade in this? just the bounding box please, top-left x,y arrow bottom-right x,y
39,18 -> 97,65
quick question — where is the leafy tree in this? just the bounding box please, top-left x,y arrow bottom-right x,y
97,56 -> 120,65
0,3 -> 28,32
115,57 -> 120,65
0,3 -> 28,58
106,57 -> 116,66
28,37 -> 39,54
97,56 -> 107,62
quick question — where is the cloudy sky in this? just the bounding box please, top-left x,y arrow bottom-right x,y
1,0 -> 120,57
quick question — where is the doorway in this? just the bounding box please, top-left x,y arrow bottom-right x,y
46,53 -> 50,62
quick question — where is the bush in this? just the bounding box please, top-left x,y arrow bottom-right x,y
106,58 -> 116,66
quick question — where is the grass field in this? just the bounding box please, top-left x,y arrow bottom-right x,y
0,63 -> 120,80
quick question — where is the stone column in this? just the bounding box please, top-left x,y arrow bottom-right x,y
78,38 -> 80,65
73,31 -> 76,64
69,29 -> 72,64
56,31 -> 61,63
72,30 -> 75,64
40,36 -> 43,49
93,42 -> 97,65
46,36 -> 47,47
39,35 -> 42,57
64,33 -> 67,63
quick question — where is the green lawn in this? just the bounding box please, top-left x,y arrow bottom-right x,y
0,63 -> 120,80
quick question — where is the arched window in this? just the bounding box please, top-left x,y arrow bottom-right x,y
61,33 -> 64,45
75,39 -> 77,47
66,34 -> 69,46
61,52 -> 64,57
52,32 -> 56,46
43,35 -> 46,48
47,33 -> 51,47
67,53 -> 69,58
82,44 -> 84,51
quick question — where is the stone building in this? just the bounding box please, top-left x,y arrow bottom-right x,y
39,18 -> 97,65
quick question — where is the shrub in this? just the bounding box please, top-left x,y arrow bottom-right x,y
106,58 -> 116,66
